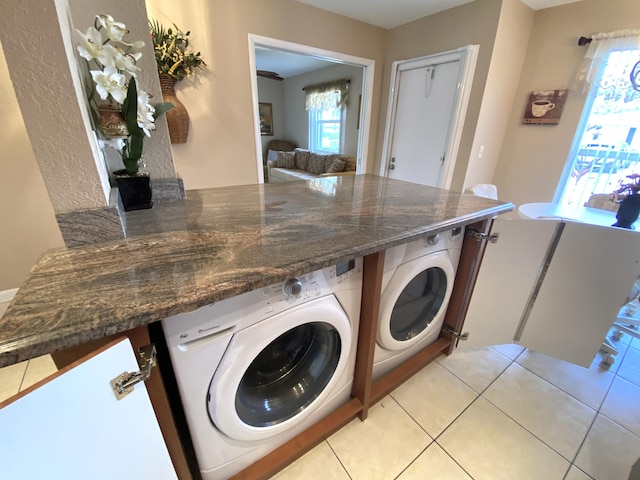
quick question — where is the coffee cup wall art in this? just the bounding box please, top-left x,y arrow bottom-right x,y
522,89 -> 568,125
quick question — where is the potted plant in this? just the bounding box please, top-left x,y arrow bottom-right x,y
75,14 -> 173,211
149,19 -> 206,143
613,173 -> 640,228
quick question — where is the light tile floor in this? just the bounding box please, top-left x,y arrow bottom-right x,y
2,295 -> 639,480
273,327 -> 640,480
0,302 -> 59,404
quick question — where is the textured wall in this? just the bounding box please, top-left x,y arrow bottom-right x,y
0,0 -> 109,213
0,46 -> 65,290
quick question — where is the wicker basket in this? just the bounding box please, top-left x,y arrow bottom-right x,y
159,74 -> 189,144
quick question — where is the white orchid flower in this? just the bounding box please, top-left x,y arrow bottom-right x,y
91,67 -> 127,104
75,27 -> 113,67
112,47 -> 141,77
136,90 -> 157,136
96,14 -> 128,43
99,138 -> 126,152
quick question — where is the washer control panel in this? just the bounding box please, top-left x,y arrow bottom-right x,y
163,258 -> 362,346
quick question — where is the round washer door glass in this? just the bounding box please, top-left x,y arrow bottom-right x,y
390,266 -> 447,341
234,321 -> 341,427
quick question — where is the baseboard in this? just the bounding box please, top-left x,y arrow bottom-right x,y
0,288 -> 18,303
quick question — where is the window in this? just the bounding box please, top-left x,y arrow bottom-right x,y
555,33 -> 640,206
309,107 -> 344,154
304,78 -> 349,154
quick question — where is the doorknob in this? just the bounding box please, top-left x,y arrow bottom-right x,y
389,164 -> 395,170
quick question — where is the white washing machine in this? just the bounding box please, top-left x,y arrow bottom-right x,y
161,259 -> 362,480
373,228 -> 464,380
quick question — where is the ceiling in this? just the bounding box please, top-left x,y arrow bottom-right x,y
255,47 -> 338,79
296,0 -> 584,29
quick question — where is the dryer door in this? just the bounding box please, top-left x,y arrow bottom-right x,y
378,250 -> 454,351
208,295 -> 352,442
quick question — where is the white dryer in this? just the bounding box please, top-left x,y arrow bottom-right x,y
161,259 -> 362,480
373,228 -> 464,380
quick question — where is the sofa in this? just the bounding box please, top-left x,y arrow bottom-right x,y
267,148 -> 357,182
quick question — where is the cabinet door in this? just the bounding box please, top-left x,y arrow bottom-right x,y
462,218 -> 640,367
0,338 -> 177,480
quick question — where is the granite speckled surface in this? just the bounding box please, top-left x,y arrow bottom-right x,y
0,175 -> 512,367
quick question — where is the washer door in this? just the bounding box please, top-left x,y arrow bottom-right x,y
378,250 -> 454,351
208,295 -> 352,442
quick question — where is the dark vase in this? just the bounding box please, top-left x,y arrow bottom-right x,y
613,194 -> 640,229
114,171 -> 153,211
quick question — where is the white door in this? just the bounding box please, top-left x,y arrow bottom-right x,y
0,338 -> 177,480
462,218 -> 640,367
380,47 -> 478,189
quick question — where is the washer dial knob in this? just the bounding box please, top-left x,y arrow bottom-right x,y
283,278 -> 303,298
427,234 -> 441,246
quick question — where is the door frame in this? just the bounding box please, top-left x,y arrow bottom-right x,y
248,34 -> 375,184
379,45 -> 479,189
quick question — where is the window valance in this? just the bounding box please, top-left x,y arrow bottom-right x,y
303,78 -> 350,111
575,29 -> 640,94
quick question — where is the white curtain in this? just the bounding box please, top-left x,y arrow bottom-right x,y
575,29 -> 640,94
304,79 -> 349,111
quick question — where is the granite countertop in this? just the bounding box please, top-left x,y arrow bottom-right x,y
0,175 -> 513,367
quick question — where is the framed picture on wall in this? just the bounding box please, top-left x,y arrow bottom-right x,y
259,102 -> 274,136
522,90 -> 568,125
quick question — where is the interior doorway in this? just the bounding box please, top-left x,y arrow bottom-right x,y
380,46 -> 478,189
248,34 -> 375,184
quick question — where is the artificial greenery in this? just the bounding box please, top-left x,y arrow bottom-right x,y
149,19 -> 206,81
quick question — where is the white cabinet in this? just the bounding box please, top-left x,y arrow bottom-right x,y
0,338 -> 177,480
462,218 -> 640,367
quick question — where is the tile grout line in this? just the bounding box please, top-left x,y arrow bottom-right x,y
17,359 -> 30,393
324,438 -> 354,480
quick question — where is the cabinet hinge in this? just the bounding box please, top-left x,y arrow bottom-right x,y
442,324 -> 469,341
110,344 -> 156,400
466,227 -> 499,244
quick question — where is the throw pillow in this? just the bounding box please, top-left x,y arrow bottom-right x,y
276,151 -> 296,169
326,158 -> 346,173
266,149 -> 278,161
307,153 -> 326,174
323,155 -> 335,173
294,148 -> 310,170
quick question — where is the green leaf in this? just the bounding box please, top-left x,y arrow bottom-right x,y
153,102 -> 174,119
123,79 -> 143,137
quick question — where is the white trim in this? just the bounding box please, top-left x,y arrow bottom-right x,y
379,45 -> 479,189
0,288 -> 18,303
248,34 -> 375,181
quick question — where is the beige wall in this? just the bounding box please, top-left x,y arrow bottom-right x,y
146,0 -> 387,189
0,47 -> 64,290
493,0 -> 640,206
463,0 -> 535,191
379,0 -> 503,192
